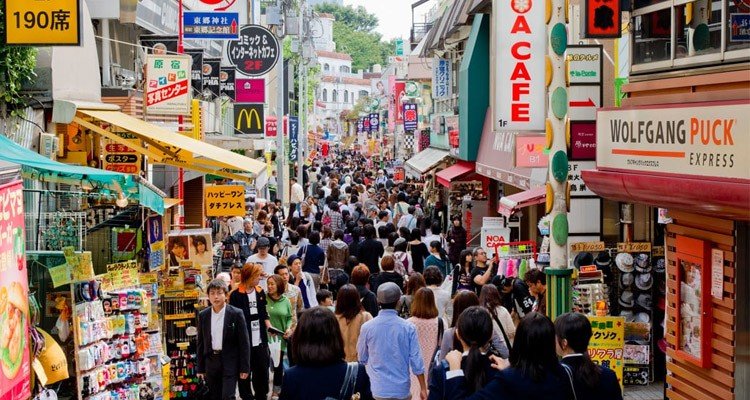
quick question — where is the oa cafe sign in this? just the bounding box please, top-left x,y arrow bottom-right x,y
494,0 -> 546,132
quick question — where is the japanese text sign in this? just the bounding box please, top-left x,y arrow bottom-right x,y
515,135 -> 548,167
570,122 -> 597,160
369,113 -> 380,133
183,11 -> 239,39
205,185 -> 245,216
584,0 -> 622,38
289,116 -> 299,162
394,81 -> 406,123
588,316 -> 625,388
4,0 -> 80,45
0,181 -> 31,400
228,25 -> 280,77
494,0 -> 546,131
101,260 -> 140,292
433,57 -> 452,98
145,54 -> 191,115
403,103 -> 418,132
102,132 -> 142,174
220,67 -> 236,101
234,103 -> 264,135
235,78 -> 265,102
568,161 -> 596,196
567,45 -> 603,85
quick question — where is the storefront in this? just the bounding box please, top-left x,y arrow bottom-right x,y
583,97 -> 750,399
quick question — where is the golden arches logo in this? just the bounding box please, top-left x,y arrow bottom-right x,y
236,107 -> 262,131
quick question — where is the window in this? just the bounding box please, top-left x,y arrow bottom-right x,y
344,90 -> 349,102
632,0 -> 750,73
324,63 -> 330,72
322,89 -> 328,102
340,65 -> 350,73
332,90 -> 338,103
359,90 -> 368,98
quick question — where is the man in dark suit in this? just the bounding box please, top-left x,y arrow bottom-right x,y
197,279 -> 251,399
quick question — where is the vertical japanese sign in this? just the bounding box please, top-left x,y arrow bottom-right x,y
3,0 -> 80,45
588,316 -> 625,388
0,181 -> 31,400
145,54 -> 191,115
102,132 -> 142,174
433,57 -> 452,99
369,113 -> 380,133
220,67 -> 236,101
403,103 -> 418,132
147,215 -> 165,272
289,116 -> 299,162
394,81 -> 406,123
202,58 -> 221,98
494,0 -> 546,131
205,185 -> 246,217
388,76 -> 397,132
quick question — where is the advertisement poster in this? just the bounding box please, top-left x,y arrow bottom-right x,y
167,229 -> 214,294
147,216 -> 165,271
0,181 -> 31,400
588,316 -> 625,388
145,54 -> 191,115
394,81 -> 406,123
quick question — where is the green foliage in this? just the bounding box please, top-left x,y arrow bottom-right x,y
314,3 -> 378,32
345,95 -> 370,121
0,0 -> 38,117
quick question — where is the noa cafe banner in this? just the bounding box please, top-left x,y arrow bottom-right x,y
596,102 -> 750,181
494,0 -> 546,131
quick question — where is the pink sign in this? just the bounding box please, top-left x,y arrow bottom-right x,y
235,78 -> 265,103
394,81 -> 406,123
515,135 -> 548,167
570,122 -> 597,160
388,76 -> 396,132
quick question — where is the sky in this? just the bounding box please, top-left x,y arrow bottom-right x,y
344,0 -> 437,41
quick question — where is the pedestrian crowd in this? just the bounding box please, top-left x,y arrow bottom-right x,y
197,150 -> 623,400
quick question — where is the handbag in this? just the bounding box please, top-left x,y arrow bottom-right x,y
428,318 -> 445,375
320,258 -> 331,285
490,311 -> 513,352
195,377 -> 211,400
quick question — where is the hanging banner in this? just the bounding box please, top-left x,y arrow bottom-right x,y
403,103 -> 418,132
202,57 -> 221,98
388,76 -> 397,131
236,78 -> 266,102
433,57 -> 452,99
394,81 -> 406,123
228,25 -> 280,76
185,49 -> 205,95
220,67 -> 236,100
140,35 -> 178,54
147,215 -> 165,271
145,54 -> 191,115
289,116 -> 299,162
494,0 -> 547,131
588,316 -> 625,389
369,113 -> 380,133
0,181 -> 31,400
205,185 -> 246,216
584,0 -> 622,38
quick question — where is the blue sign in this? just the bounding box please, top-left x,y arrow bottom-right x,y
183,11 -> 239,39
369,113 -> 380,133
403,103 -> 418,132
730,14 -> 750,42
433,58 -> 452,98
289,116 -> 299,162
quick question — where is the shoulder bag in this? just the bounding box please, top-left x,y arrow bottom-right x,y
428,317 -> 445,375
490,310 -> 513,352
561,363 -> 579,400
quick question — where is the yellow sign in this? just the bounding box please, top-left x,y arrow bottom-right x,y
571,241 -> 606,252
204,185 -> 245,217
617,242 -> 652,253
101,260 -> 140,291
588,316 -> 625,389
4,0 -> 80,45
48,263 -> 72,288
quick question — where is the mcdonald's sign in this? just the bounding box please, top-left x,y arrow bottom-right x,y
234,103 -> 264,135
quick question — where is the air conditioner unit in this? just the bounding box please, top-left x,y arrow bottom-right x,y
39,133 -> 58,160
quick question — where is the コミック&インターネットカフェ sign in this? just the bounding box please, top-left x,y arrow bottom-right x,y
596,101 -> 750,180
494,0 -> 547,131
228,25 -> 280,77
145,54 -> 191,115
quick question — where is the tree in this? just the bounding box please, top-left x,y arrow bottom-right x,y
314,3 -> 378,32
0,0 -> 37,117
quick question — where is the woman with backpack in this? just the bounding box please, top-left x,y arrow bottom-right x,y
393,237 -> 413,276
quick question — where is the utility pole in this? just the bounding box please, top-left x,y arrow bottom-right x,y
275,0 -> 286,206
546,0 -> 573,320
297,0 -> 305,187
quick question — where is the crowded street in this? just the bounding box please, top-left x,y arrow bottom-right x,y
0,0 -> 748,399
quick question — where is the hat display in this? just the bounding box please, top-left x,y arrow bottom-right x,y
634,253 -> 652,273
619,290 -> 635,308
595,252 -> 612,268
615,253 -> 634,272
620,272 -> 634,289
574,252 -> 594,269
635,273 -> 653,291
377,282 -> 402,304
654,258 -> 666,274
636,293 -> 652,310
620,310 -> 635,322
635,312 -> 651,324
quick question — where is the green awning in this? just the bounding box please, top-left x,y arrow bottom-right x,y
458,13 -> 490,161
0,135 -> 165,214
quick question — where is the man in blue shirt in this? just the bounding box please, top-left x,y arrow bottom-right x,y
357,282 -> 427,400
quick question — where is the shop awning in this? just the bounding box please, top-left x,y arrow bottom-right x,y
498,186 -> 547,217
164,198 -> 182,209
475,110 -> 547,190
437,161 -> 476,187
582,169 -> 750,221
405,147 -> 451,177
0,135 -> 165,214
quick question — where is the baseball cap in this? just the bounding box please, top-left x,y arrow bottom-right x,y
377,282 -> 402,304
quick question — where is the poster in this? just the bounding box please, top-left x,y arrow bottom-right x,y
588,316 -> 625,388
679,259 -> 703,360
49,264 -> 72,288
147,216 -> 165,271
204,185 -> 246,217
0,181 -> 31,400
168,229 -> 214,268
145,54 -> 192,115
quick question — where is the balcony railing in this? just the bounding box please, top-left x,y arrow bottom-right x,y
433,95 -> 458,114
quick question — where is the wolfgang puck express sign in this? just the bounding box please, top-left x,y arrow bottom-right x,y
596,102 -> 749,180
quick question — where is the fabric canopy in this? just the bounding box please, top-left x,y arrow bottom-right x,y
405,147 -> 451,177
74,109 -> 266,181
0,135 -> 164,214
436,161 -> 476,187
498,187 -> 547,217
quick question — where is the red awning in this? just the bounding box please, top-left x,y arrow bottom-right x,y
498,186 -> 547,217
436,161 -> 476,187
582,169 -> 750,221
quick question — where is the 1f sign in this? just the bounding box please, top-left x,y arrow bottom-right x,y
494,0 -> 546,131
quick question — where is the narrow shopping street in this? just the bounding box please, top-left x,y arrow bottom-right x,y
0,1 -> 747,400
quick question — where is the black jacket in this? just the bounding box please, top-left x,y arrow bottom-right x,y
428,357 -> 500,400
444,365 -> 575,400
196,304 -> 251,376
359,239 -> 384,273
561,356 -> 622,400
356,284 -> 379,317
229,286 -> 270,346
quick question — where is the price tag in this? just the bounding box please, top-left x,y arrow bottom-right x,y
571,241 -> 606,252
617,242 -> 652,253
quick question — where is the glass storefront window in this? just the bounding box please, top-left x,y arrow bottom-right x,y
676,2 -> 722,59
634,10 -> 673,64
727,0 -> 750,51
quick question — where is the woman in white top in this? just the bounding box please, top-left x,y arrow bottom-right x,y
478,284 -> 516,347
